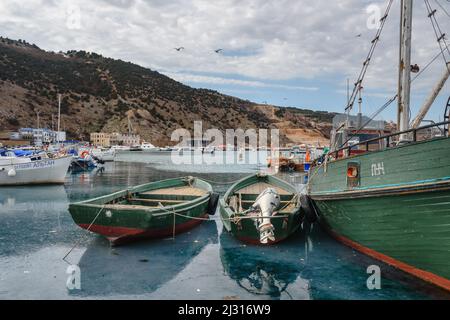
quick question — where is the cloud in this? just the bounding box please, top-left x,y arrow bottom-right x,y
164,72 -> 319,91
0,0 -> 448,95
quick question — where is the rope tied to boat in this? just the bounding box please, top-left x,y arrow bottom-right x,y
62,205 -> 105,265
155,205 -> 290,232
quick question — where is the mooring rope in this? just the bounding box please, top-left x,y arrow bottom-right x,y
62,205 -> 105,265
173,211 -> 290,221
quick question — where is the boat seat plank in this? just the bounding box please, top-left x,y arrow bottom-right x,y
137,193 -> 200,201
141,186 -> 207,197
239,199 -> 292,204
105,204 -> 158,210
129,198 -> 186,204
235,182 -> 292,195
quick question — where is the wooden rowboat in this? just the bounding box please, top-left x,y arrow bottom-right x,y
219,174 -> 303,245
68,176 -> 218,245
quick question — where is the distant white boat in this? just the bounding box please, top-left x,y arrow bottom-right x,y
202,146 -> 216,154
0,152 -> 72,186
91,148 -> 115,162
141,142 -> 158,151
111,145 -> 131,152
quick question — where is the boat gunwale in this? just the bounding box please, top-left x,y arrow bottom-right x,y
311,136 -> 450,169
310,178 -> 450,200
220,174 -> 301,219
69,176 -> 213,215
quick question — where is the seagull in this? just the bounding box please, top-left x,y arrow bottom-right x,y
174,47 -> 184,51
355,34 -> 362,38
214,48 -> 223,53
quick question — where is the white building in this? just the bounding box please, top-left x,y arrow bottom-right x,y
18,128 -> 67,145
9,132 -> 21,140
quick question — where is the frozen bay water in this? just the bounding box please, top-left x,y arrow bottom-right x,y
0,153 -> 448,300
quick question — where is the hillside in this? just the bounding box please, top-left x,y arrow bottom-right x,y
0,37 -> 335,146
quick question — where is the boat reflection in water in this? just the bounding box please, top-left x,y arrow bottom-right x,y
219,230 -> 310,300
70,220 -> 218,297
0,185 -> 71,256
0,185 -> 68,209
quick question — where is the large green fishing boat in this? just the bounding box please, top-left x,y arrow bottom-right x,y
69,176 -> 218,245
308,0 -> 450,291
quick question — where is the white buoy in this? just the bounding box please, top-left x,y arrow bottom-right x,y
7,168 -> 16,177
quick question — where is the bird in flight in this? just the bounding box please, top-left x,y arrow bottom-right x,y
214,48 -> 223,53
355,34 -> 362,38
174,47 -> 185,51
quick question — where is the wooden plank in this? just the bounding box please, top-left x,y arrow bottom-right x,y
235,182 -> 292,195
141,186 -> 207,196
129,198 -> 185,204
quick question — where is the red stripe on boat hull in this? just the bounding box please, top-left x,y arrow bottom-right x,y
79,214 -> 208,245
326,228 -> 450,292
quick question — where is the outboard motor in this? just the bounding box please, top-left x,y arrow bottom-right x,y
249,188 -> 281,244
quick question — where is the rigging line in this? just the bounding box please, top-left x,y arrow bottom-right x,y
426,0 -> 450,57
345,0 -> 394,113
339,48 -> 445,150
434,0 -> 450,18
411,50 -> 442,82
425,0 -> 450,58
424,0 -> 450,73
337,95 -> 397,151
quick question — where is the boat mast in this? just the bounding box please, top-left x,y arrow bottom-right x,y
128,114 -> 133,135
357,86 -> 363,129
57,94 -> 61,143
398,0 -> 413,140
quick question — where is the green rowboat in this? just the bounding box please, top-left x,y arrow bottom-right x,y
219,174 -> 303,245
68,176 -> 218,245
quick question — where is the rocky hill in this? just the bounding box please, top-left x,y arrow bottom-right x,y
0,37 -> 335,146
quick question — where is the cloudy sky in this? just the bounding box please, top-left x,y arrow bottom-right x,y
1,0 -> 449,122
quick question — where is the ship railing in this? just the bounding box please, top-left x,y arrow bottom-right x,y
330,120 -> 450,160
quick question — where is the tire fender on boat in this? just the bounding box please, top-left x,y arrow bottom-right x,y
300,194 -> 318,223
207,192 -> 220,215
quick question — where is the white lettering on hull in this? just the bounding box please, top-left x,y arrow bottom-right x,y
14,160 -> 56,170
371,162 -> 385,176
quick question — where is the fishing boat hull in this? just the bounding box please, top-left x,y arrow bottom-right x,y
68,177 -> 216,245
308,137 -> 450,291
0,156 -> 71,186
69,158 -> 98,173
220,174 -> 303,245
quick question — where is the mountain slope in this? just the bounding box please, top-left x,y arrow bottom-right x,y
0,37 -> 335,146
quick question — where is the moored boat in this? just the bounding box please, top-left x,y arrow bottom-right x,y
141,142 -> 158,152
308,0 -> 450,291
68,176 -> 219,245
0,149 -> 71,186
91,148 -> 115,162
69,156 -> 98,173
219,173 -> 303,245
